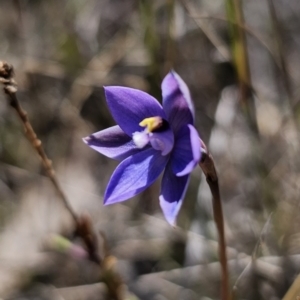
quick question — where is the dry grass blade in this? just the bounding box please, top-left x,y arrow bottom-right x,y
188,13 -> 280,69
180,0 -> 231,61
65,31 -> 132,110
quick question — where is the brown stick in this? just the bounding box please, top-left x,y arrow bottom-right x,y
0,62 -> 101,262
199,141 -> 230,300
0,61 -> 95,262
0,61 -> 125,300
0,61 -> 78,222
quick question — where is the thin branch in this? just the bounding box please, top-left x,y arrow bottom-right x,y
266,0 -> 300,144
139,253 -> 286,287
199,141 -> 230,300
0,61 -> 125,300
188,13 -> 281,69
233,213 -> 273,294
267,0 -> 292,100
0,62 -> 99,264
0,61 -> 78,223
180,0 -> 231,61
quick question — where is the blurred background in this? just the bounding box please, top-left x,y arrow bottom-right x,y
0,0 -> 300,299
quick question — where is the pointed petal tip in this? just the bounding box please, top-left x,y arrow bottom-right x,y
82,136 -> 90,144
175,161 -> 197,177
168,70 -> 182,84
103,85 -> 116,89
160,166 -> 190,227
161,71 -> 195,132
165,216 -> 177,227
159,195 -> 178,227
103,196 -> 115,206
103,85 -> 123,96
103,85 -> 115,93
168,220 -> 177,227
168,218 -> 177,227
169,69 -> 177,77
82,135 -> 97,146
82,126 -> 140,161
103,192 -> 127,206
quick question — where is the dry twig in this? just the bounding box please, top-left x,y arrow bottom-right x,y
0,61 -> 125,300
0,61 -> 78,223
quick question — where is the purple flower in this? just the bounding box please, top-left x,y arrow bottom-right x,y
83,71 -> 201,225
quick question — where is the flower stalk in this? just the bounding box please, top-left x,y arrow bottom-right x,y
199,141 -> 230,300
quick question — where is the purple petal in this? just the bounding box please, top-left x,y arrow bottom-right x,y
83,126 -> 140,160
159,163 -> 190,226
171,124 -> 201,176
150,126 -> 174,156
105,86 -> 165,136
104,148 -> 168,204
162,71 -> 195,133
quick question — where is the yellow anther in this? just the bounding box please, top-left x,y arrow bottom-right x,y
139,117 -> 162,133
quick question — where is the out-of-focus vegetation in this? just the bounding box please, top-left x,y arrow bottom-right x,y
1,0 -> 300,299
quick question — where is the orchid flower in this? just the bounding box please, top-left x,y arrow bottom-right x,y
83,71 -> 201,225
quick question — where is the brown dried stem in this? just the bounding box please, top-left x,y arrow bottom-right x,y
0,61 -> 124,300
0,61 -> 78,223
0,61 -> 100,263
100,231 -> 126,300
0,62 -> 95,259
199,142 -> 230,300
